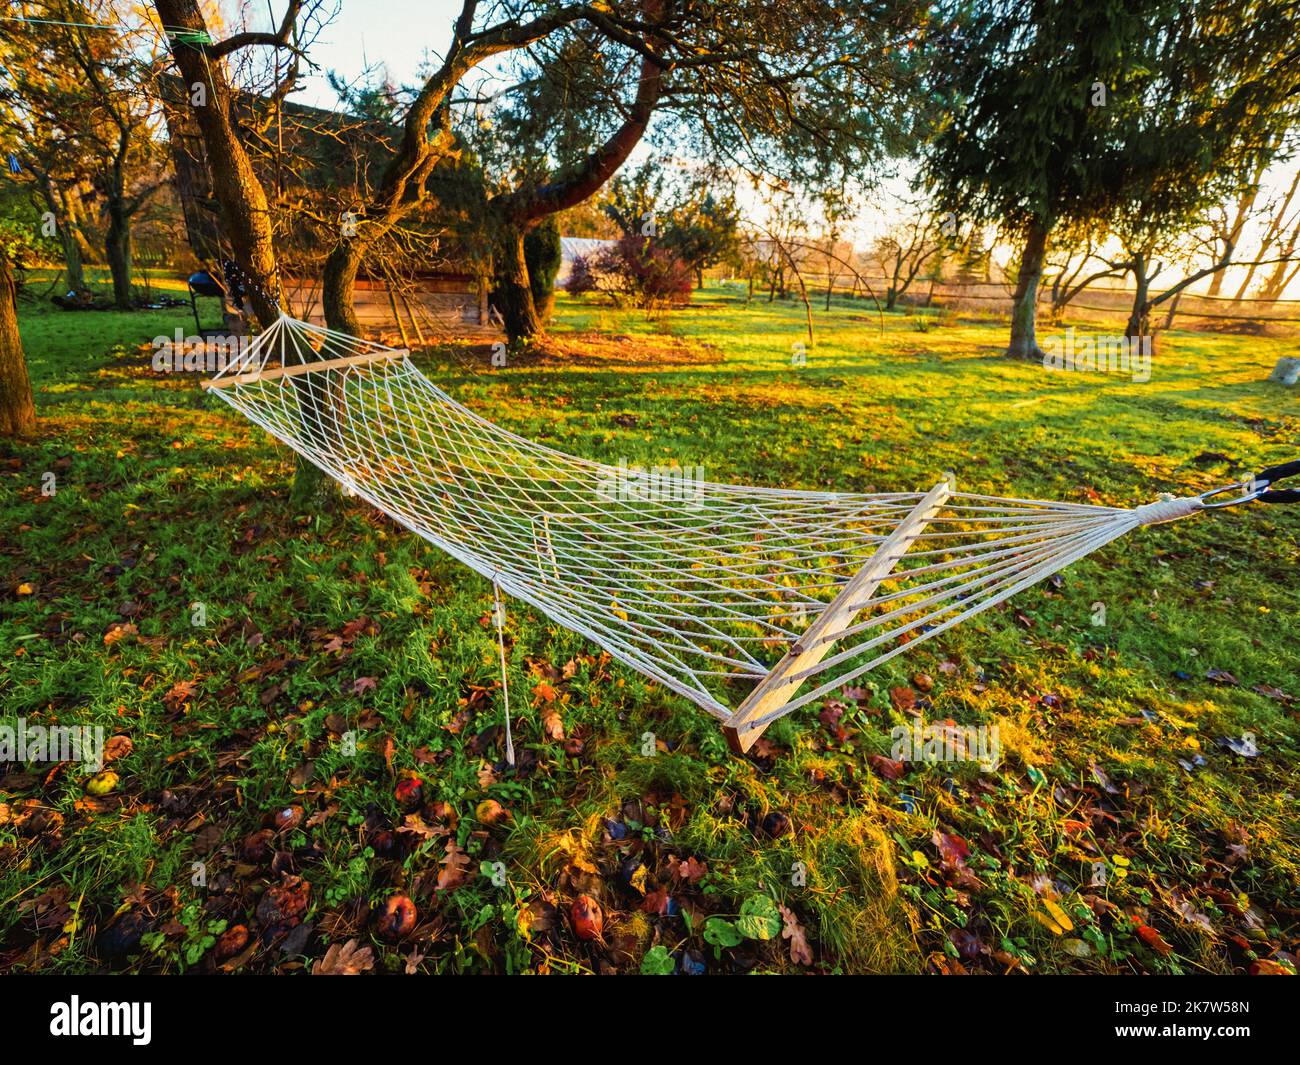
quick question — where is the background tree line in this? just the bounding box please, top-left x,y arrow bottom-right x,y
2,0 -> 1299,451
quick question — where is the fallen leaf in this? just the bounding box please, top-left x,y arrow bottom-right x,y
397,813 -> 445,841
104,622 -> 138,647
641,888 -> 672,916
540,704 -> 564,741
437,840 -> 472,893
889,686 -> 916,713
1061,937 -> 1092,958
162,680 -> 195,711
1248,960 -> 1292,976
868,755 -> 906,780
779,904 -> 813,965
312,939 -> 374,975
256,876 -> 310,931
669,856 -> 708,884
1034,897 -> 1074,935
1134,920 -> 1173,955
103,735 -> 133,762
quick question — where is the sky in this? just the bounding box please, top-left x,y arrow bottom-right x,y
239,0 -> 465,109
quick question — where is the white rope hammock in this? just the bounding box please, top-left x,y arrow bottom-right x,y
203,315 -> 1208,752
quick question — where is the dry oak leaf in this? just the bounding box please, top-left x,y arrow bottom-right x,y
398,813 -> 445,841
436,839 -> 472,893
541,704 -> 565,741
779,904 -> 813,966
313,938 -> 374,975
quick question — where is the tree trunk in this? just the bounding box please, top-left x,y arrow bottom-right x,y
64,186 -> 98,264
1260,259 -> 1300,302
59,219 -> 85,292
288,436 -> 341,511
1162,290 -> 1182,331
1125,258 -> 1151,340
154,0 -> 281,325
38,177 -> 85,291
1007,221 -> 1049,359
491,224 -> 543,345
888,259 -> 904,309
105,204 -> 132,309
323,241 -> 364,337
155,0 -> 336,510
483,15 -> 665,341
0,251 -> 36,438
288,239 -> 371,510
1258,227 -> 1300,300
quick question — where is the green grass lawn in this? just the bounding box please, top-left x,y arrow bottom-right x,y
2,279 -> 1297,974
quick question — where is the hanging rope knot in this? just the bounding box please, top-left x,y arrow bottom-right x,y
1132,495 -> 1204,526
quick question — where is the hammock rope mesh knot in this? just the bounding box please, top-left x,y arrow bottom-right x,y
204,315 -> 1206,751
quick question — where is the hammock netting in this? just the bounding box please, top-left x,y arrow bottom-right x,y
204,316 -> 1206,746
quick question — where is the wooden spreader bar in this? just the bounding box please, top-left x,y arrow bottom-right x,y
201,348 -> 409,390
722,477 -> 953,754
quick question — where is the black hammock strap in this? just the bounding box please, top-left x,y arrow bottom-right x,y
1256,458 -> 1300,504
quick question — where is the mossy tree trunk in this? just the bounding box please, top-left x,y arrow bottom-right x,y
155,0 -> 339,511
34,172 -> 85,292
